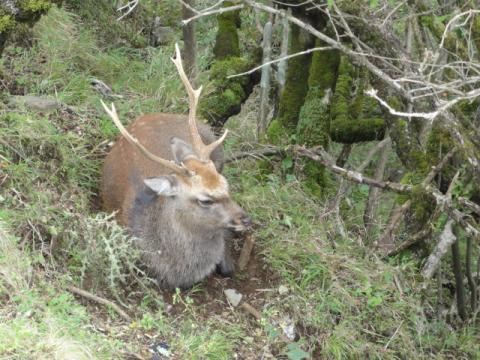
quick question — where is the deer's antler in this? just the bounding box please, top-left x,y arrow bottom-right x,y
171,43 -> 228,161
101,100 -> 191,176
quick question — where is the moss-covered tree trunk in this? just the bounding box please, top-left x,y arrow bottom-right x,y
212,1 -> 240,60
329,57 -> 385,144
295,39 -> 340,194
201,1 -> 260,126
182,0 -> 197,86
267,24 -> 314,142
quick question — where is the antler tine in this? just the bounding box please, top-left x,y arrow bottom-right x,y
100,100 -> 190,176
203,129 -> 229,158
171,43 -> 206,159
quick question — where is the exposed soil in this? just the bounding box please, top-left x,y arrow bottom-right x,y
73,233 -> 280,359
164,236 -> 279,315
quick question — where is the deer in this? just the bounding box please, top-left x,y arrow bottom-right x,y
100,44 -> 251,289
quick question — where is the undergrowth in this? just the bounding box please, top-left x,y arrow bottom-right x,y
0,4 -> 478,360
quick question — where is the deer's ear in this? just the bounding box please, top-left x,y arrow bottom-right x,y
144,176 -> 179,197
170,137 -> 196,164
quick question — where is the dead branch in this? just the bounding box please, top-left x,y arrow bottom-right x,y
458,197 -> 480,217
382,148 -> 457,253
364,137 -> 391,237
422,220 -> 456,279
183,4 -> 244,25
117,0 -> 139,21
228,46 -> 334,79
224,146 -> 285,163
238,233 -> 255,271
295,146 -> 412,194
67,285 -> 131,322
240,302 -> 262,320
451,226 -> 467,321
258,20 -> 273,136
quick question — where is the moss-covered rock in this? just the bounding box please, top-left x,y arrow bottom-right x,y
200,56 -> 254,125
213,1 -> 241,60
0,0 -> 62,55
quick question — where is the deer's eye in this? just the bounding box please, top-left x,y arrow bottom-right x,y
197,199 -> 214,207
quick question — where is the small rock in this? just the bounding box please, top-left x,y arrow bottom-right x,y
280,316 -> 296,341
224,288 -> 243,307
150,341 -> 171,359
278,285 -> 289,295
9,95 -> 62,112
150,17 -> 174,46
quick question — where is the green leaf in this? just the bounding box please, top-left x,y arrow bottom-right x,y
282,156 -> 294,171
327,0 -> 334,9
367,295 -> 383,308
281,215 -> 293,229
286,174 -> 296,183
286,343 -> 309,360
370,0 -> 379,8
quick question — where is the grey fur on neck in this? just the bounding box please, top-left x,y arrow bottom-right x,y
131,192 -> 225,289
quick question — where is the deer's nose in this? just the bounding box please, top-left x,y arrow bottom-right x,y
241,216 -> 252,228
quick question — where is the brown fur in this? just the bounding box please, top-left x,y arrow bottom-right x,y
101,114 -> 250,288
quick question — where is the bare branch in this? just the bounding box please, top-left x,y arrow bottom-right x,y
422,220 -> 456,279
228,46 -> 334,79
117,0 -> 139,21
182,4 -> 244,25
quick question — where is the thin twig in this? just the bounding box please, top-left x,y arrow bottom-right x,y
224,147 -> 285,163
67,285 -> 131,322
240,302 -> 262,320
228,46 -> 334,79
183,4 -> 244,25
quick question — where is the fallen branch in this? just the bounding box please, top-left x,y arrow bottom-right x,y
238,233 -> 255,271
67,285 -> 131,322
422,220 -> 456,279
240,302 -> 262,320
294,146 -> 480,240
380,148 -> 456,253
458,197 -> 480,217
295,146 -> 412,194
224,147 -> 285,163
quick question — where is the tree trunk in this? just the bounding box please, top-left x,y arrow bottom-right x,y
182,0 -> 197,86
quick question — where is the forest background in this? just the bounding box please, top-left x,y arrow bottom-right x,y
0,0 -> 479,358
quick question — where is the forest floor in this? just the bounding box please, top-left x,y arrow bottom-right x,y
0,5 -> 479,360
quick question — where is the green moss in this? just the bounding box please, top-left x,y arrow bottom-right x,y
213,1 -> 241,60
297,88 -> 330,147
274,24 -> 313,133
19,0 -> 53,12
331,117 -> 385,144
297,39 -> 339,148
266,119 -> 290,145
329,57 -> 385,143
0,15 -> 15,33
425,122 -> 457,191
308,39 -> 340,90
330,56 -> 353,122
473,14 -> 480,54
199,56 -> 252,125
